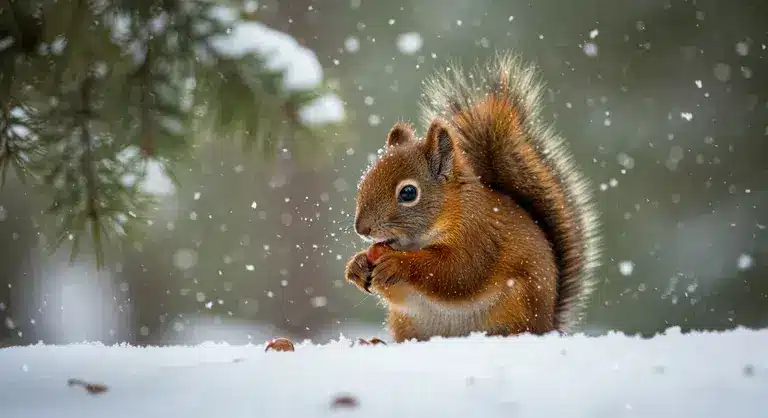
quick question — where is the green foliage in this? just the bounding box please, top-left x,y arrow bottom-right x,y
0,0 -> 343,269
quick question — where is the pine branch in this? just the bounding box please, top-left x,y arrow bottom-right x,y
135,43 -> 155,156
0,0 -> 346,269
0,105 -> 45,190
76,72 -> 105,267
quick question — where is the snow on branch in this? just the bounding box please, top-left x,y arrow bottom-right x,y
206,5 -> 345,127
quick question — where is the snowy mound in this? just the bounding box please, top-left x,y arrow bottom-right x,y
1,327 -> 766,418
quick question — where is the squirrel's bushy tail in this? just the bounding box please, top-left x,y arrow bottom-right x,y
419,52 -> 601,333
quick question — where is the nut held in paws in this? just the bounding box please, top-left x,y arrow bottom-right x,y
366,242 -> 391,264
265,337 -> 295,352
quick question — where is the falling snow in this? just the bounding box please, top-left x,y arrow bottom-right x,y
617,152 -> 635,170
310,296 -> 328,308
344,36 -> 360,53
713,63 -> 732,82
618,260 -> 635,276
735,41 -> 749,56
0,36 -> 14,52
583,42 -> 598,57
173,249 -> 198,270
396,32 -> 423,55
737,254 -> 754,271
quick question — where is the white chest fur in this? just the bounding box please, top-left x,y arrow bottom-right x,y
392,290 -> 500,338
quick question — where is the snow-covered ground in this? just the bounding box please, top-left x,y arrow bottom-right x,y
1,327 -> 766,418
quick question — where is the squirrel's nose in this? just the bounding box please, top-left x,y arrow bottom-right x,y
355,218 -> 371,236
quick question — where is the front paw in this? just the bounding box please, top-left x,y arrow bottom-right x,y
345,251 -> 372,293
370,252 -> 409,291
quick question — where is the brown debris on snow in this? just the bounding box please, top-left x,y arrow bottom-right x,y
330,393 -> 359,410
265,337 -> 295,352
67,378 -> 108,395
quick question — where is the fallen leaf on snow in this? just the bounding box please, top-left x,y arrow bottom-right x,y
67,378 -> 108,395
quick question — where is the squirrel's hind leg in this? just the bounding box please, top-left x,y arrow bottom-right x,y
485,289 -> 556,336
387,310 -> 424,343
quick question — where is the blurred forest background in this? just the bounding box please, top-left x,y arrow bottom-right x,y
0,0 -> 766,346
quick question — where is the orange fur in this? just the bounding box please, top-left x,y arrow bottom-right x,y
345,53 -> 600,341
387,310 -> 419,342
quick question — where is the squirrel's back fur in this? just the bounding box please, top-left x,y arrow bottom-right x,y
419,52 -> 601,332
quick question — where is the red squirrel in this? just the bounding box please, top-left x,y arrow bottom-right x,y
345,53 -> 601,342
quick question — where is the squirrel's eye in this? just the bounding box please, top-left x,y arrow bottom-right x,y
398,184 -> 419,204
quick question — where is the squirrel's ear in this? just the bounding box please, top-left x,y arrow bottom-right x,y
423,118 -> 455,180
386,122 -> 415,148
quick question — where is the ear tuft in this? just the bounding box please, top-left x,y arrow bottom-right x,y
386,122 -> 416,148
423,118 -> 455,180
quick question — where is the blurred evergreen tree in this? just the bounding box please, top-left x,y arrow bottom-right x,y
0,0 -> 341,269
